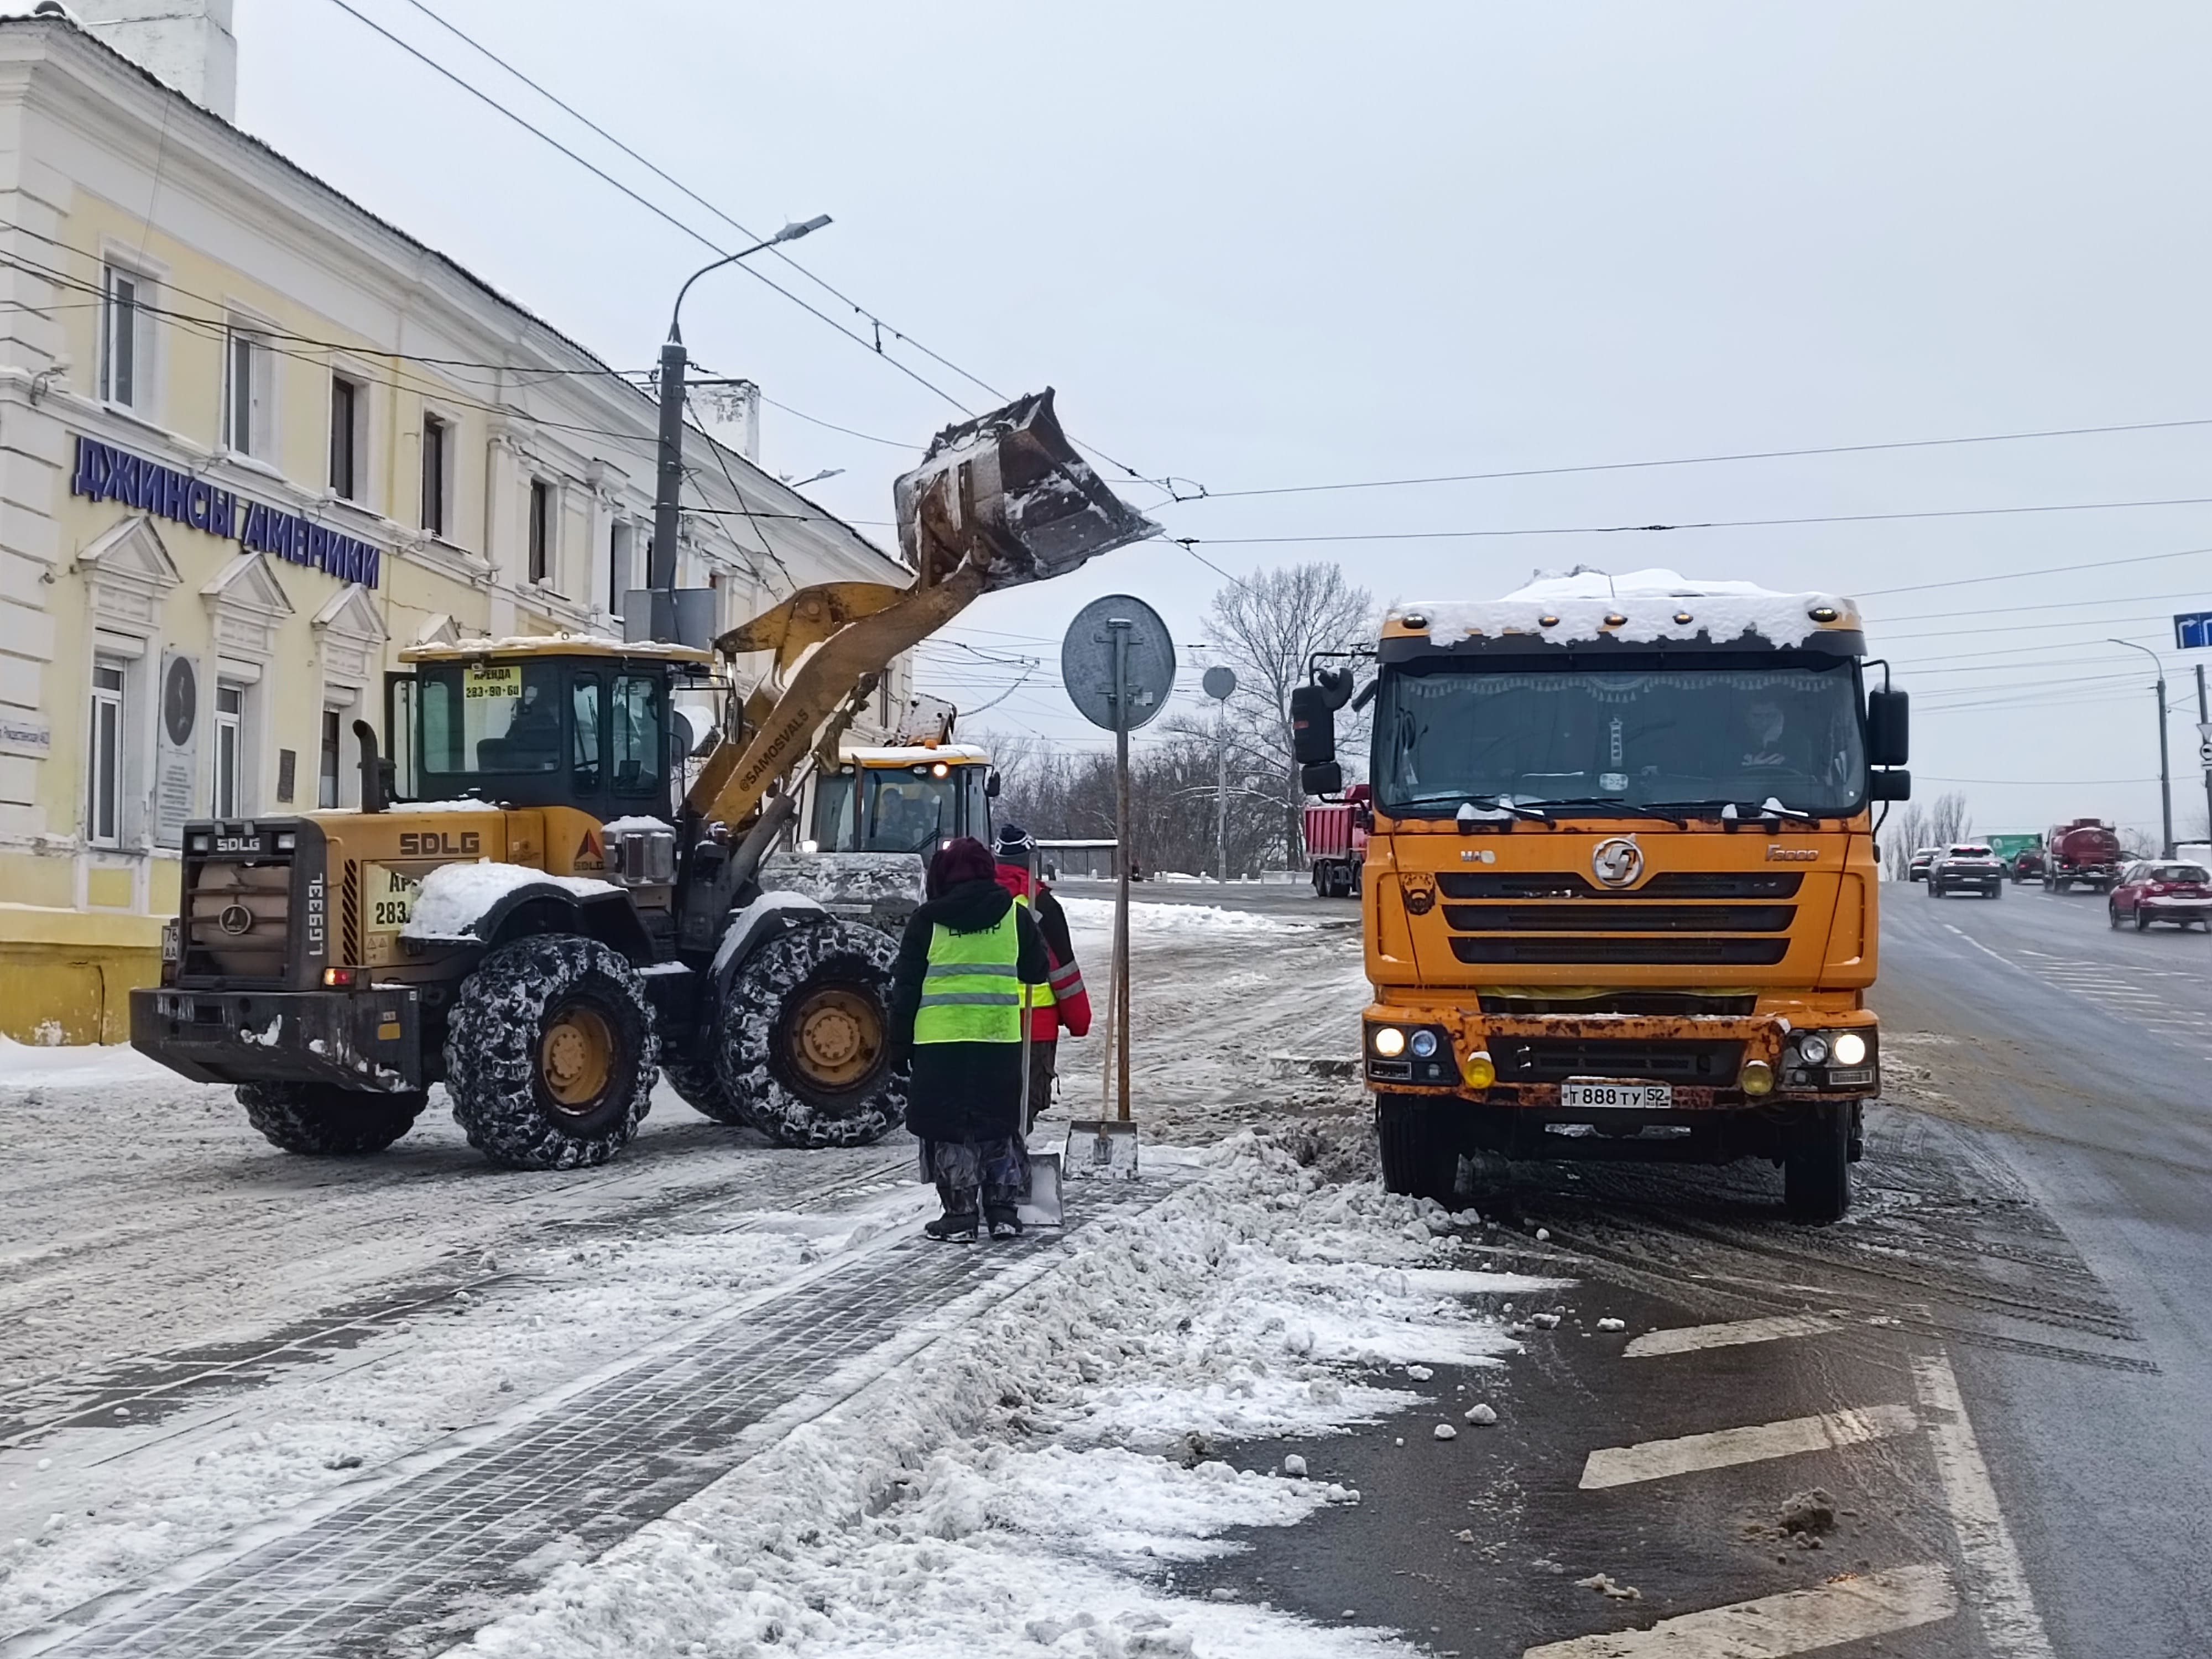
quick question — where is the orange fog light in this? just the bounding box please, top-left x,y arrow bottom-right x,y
1740,1058 -> 1775,1095
1462,1051 -> 1495,1089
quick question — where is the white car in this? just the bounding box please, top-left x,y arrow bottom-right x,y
1928,843 -> 2005,899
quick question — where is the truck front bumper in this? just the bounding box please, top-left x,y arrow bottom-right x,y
131,986 -> 425,1093
1360,1009 -> 1880,1108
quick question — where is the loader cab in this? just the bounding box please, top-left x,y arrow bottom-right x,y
387,638 -> 716,821
805,744 -> 995,854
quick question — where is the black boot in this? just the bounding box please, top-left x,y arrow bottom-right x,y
924,1208 -> 979,1243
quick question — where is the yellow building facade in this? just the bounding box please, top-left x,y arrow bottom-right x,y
0,13 -> 905,1040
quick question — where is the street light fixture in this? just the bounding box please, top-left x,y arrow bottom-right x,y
2109,638 -> 2174,858
648,216 -> 832,641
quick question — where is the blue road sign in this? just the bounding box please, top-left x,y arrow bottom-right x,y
2176,612 -> 2212,649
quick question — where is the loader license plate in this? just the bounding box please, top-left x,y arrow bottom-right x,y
363,864 -> 422,934
1561,1079 -> 1672,1110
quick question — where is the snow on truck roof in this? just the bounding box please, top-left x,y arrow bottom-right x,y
839,744 -> 992,766
1381,568 -> 1863,651
399,633 -> 716,665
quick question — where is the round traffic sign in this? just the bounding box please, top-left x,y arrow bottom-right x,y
1062,594 -> 1176,732
1201,665 -> 1237,701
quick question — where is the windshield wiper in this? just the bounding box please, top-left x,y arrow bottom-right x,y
1531,798 -> 1690,827
1651,798 -> 1815,823
1455,795 -> 1549,823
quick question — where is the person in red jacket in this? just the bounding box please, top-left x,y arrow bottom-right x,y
992,824 -> 1092,1129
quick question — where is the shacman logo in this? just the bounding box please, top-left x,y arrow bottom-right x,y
1591,836 -> 1644,888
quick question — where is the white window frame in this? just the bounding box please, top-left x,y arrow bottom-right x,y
101,262 -> 149,412
420,409 -> 453,539
223,321 -> 275,461
608,518 -> 636,619
213,679 -> 244,819
88,657 -> 128,847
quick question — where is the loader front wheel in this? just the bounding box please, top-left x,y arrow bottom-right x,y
445,935 -> 658,1169
1376,1093 -> 1460,1203
717,919 -> 905,1148
237,1082 -> 425,1156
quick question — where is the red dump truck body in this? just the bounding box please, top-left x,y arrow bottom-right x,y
1304,785 -> 1370,898
2044,818 -> 2122,893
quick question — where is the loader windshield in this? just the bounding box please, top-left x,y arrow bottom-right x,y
1374,657 -> 1867,818
811,764 -> 989,853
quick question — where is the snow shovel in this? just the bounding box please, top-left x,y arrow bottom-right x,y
1064,1119 -> 1139,1181
1016,844 -> 1066,1228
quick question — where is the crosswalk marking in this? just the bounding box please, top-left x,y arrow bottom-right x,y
1622,1313 -> 1842,1358
1520,1563 -> 1957,1658
1579,1404 -> 1916,1489
1914,1353 -> 2058,1658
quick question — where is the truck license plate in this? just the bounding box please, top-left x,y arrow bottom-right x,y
1561,1079 -> 1673,1109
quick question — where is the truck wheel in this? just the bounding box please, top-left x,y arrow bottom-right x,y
237,1082 -> 425,1156
717,918 -> 906,1148
1782,1102 -> 1851,1224
445,935 -> 658,1170
1311,865 -> 1328,898
1376,1094 -> 1460,1202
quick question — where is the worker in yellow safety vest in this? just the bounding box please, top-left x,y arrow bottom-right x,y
991,825 -> 1092,1130
887,836 -> 1050,1241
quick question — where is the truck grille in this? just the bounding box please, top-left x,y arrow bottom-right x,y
182,854 -> 293,983
1493,1036 -> 1746,1084
1442,904 -> 1794,934
1438,871 -> 1804,900
1479,991 -> 1758,1016
1449,936 -> 1790,966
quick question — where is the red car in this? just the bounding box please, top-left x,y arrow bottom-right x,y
2108,860 -> 2212,931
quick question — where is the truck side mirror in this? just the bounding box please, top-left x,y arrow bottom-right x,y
1301,760 -> 1344,797
1869,768 -> 1912,801
985,770 -> 1002,799
1867,688 -> 1909,767
1291,684 -> 1336,766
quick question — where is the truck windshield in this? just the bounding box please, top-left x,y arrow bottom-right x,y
811,766 -> 982,852
418,660 -> 566,779
1374,660 -> 1867,817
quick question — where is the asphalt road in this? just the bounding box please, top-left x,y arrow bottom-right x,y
1199,873 -> 2211,1659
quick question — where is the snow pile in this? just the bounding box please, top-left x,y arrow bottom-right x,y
757,850 -> 926,909
403,862 -> 620,941
451,1136 -> 1549,1658
1058,896 -> 1306,935
0,1034 -> 169,1089
598,815 -> 674,835
1396,567 -> 1856,650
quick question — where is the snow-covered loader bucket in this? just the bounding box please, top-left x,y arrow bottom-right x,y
894,389 -> 1159,592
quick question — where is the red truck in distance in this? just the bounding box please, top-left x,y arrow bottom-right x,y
1304,784 -> 1370,898
2043,818 -> 2122,894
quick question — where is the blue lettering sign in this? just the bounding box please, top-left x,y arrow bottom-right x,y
66,435 -> 382,591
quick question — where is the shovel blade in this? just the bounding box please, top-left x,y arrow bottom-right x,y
1019,1151 -> 1065,1229
1065,1119 -> 1141,1181
894,390 -> 1160,591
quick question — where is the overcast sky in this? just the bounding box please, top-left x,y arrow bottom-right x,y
242,1 -> 2212,842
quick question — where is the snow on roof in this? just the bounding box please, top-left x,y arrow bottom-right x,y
838,744 -> 992,766
403,862 -> 619,942
1392,567 -> 1860,650
399,633 -> 714,665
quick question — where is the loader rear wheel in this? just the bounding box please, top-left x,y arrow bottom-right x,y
660,1055 -> 748,1126
716,918 -> 906,1149
237,1082 -> 425,1156
445,935 -> 658,1170
1376,1093 -> 1460,1203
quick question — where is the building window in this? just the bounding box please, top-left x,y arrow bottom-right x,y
88,661 -> 126,846
421,413 -> 449,537
320,708 -> 342,808
102,265 -> 143,409
609,520 -> 634,618
330,373 -> 363,500
213,681 -> 244,817
225,327 -> 270,457
528,478 -> 554,586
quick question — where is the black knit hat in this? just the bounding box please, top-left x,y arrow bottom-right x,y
993,823 -> 1037,859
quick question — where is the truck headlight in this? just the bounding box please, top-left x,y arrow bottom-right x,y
1409,1030 -> 1438,1058
1371,1026 -> 1406,1057
1832,1031 -> 1867,1066
1797,1033 -> 1831,1066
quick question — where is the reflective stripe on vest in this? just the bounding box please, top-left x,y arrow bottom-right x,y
1011,890 -> 1058,1011
914,908 -> 1023,1044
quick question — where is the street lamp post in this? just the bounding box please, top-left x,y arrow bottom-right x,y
2110,638 -> 2174,858
648,215 -> 831,643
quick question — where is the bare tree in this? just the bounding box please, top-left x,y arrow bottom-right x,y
1880,791 -> 1973,879
1201,562 -> 1373,866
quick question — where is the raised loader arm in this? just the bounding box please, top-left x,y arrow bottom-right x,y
685,389 -> 1157,839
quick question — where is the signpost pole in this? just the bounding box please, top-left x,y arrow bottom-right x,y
2158,664 -> 2174,859
1110,618 -> 1134,1125
2199,663 -> 2211,848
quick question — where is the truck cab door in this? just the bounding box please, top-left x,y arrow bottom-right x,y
383,672 -> 418,801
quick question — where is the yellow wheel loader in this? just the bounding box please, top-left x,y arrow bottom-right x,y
130,392 -> 1155,1168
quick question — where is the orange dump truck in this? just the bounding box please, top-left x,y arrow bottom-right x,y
1291,571 -> 1910,1222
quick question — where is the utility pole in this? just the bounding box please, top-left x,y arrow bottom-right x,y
648,216 -> 830,642
2199,661 -> 2211,851
2110,638 -> 2174,857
